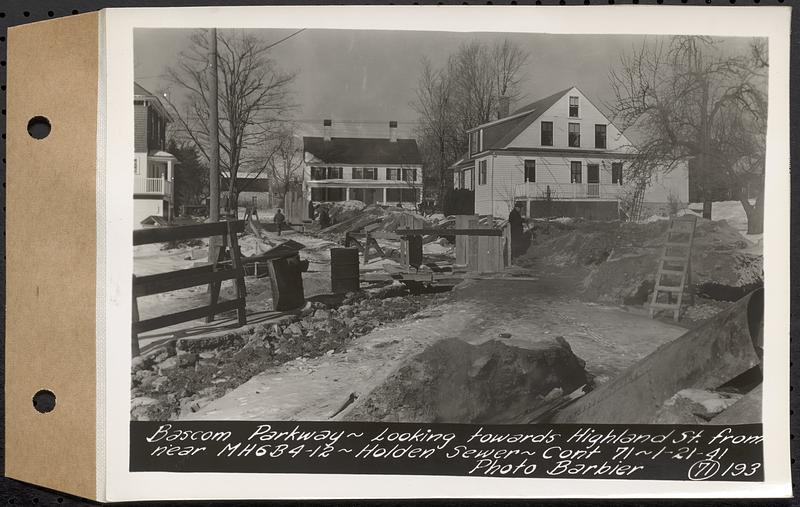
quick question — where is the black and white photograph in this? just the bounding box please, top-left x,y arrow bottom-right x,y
128,26 -> 768,430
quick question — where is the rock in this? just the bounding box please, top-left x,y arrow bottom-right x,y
299,302 -> 315,317
131,355 -> 153,372
199,351 -> 217,360
151,376 -> 170,393
326,349 -> 335,356
177,353 -> 198,368
313,309 -> 331,320
131,396 -> 160,409
177,333 -> 244,353
156,356 -> 179,374
499,332 -> 512,338
286,323 -> 303,336
653,389 -> 743,424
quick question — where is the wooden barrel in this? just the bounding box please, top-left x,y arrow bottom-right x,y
267,254 -> 306,311
331,247 -> 360,294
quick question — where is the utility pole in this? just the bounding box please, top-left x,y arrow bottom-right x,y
208,28 -> 220,222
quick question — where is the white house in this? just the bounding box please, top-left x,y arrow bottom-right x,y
452,86 -> 688,219
298,120 -> 423,219
133,82 -> 177,226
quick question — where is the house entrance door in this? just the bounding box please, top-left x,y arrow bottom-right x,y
587,164 -> 600,198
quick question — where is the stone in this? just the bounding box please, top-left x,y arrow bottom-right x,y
313,309 -> 331,320
156,356 -> 179,374
131,355 -> 153,372
178,353 -> 198,368
131,396 -> 160,409
199,351 -> 217,360
653,389 -> 743,424
286,323 -> 303,336
151,376 -> 170,393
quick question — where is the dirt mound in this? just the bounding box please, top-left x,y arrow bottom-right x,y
328,200 -> 366,224
518,218 -> 762,305
319,205 -> 432,236
342,337 -> 591,424
319,204 -> 388,235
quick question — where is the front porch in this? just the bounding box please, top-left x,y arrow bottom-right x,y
514,182 -> 623,201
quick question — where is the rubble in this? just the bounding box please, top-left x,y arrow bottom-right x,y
341,337 -> 592,424
131,288 -> 446,420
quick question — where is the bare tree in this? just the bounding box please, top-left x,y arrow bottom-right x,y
265,127 -> 305,209
608,36 -> 767,232
413,39 -> 529,210
162,29 -> 296,214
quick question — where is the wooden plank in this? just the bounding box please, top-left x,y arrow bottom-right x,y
133,298 -> 245,334
397,228 -> 503,237
133,220 -> 245,245
134,265 -> 243,297
227,221 -> 248,326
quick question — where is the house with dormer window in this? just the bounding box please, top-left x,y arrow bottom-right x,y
452,86 -> 688,219
134,82 -> 177,226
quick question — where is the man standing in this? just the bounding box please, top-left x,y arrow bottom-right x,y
273,208 -> 286,236
508,202 -> 526,259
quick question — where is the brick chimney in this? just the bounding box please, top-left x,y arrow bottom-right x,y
389,120 -> 398,142
323,119 -> 332,142
498,96 -> 510,119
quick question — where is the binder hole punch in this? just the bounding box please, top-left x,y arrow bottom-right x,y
27,116 -> 51,140
32,389 -> 56,413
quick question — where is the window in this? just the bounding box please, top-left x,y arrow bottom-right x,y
568,123 -> 581,148
458,171 -> 465,189
134,158 -> 139,175
311,166 -> 342,180
478,160 -> 487,185
524,160 -> 536,183
386,188 -> 418,203
541,121 -> 553,146
469,131 -> 479,155
570,161 -> 582,183
464,168 -> 474,190
387,168 -> 401,180
311,187 -> 345,202
612,162 -> 623,184
595,124 -> 607,149
352,167 -> 378,179
402,168 -> 417,182
569,96 -> 579,117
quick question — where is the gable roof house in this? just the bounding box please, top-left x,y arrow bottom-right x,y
452,86 -> 688,219
133,82 -> 178,227
296,120 -> 423,220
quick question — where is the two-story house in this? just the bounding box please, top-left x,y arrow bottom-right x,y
301,120 -> 423,216
452,86 -> 688,219
134,82 -> 177,226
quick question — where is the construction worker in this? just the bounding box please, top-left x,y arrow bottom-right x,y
273,208 -> 286,236
509,202 -> 526,259
318,206 -> 331,229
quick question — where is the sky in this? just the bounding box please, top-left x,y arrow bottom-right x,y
134,29 -> 758,140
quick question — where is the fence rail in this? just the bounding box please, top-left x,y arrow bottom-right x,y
131,220 -> 247,357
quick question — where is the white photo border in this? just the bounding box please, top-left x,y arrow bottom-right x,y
101,5 -> 791,501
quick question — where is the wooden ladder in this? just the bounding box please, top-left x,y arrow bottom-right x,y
649,215 -> 697,322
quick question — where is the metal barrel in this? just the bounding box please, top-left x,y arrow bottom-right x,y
331,247 -> 360,294
553,288 -> 763,424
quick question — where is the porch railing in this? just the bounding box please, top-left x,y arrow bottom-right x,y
134,177 -> 165,195
514,182 -> 622,200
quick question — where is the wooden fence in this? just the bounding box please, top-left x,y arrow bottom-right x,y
131,220 -> 247,357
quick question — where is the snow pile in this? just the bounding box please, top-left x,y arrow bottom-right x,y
518,217 -> 762,305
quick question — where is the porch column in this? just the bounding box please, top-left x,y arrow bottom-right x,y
382,187 -> 387,204
345,187 -> 350,201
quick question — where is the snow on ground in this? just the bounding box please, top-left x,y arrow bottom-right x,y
688,200 -> 762,245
